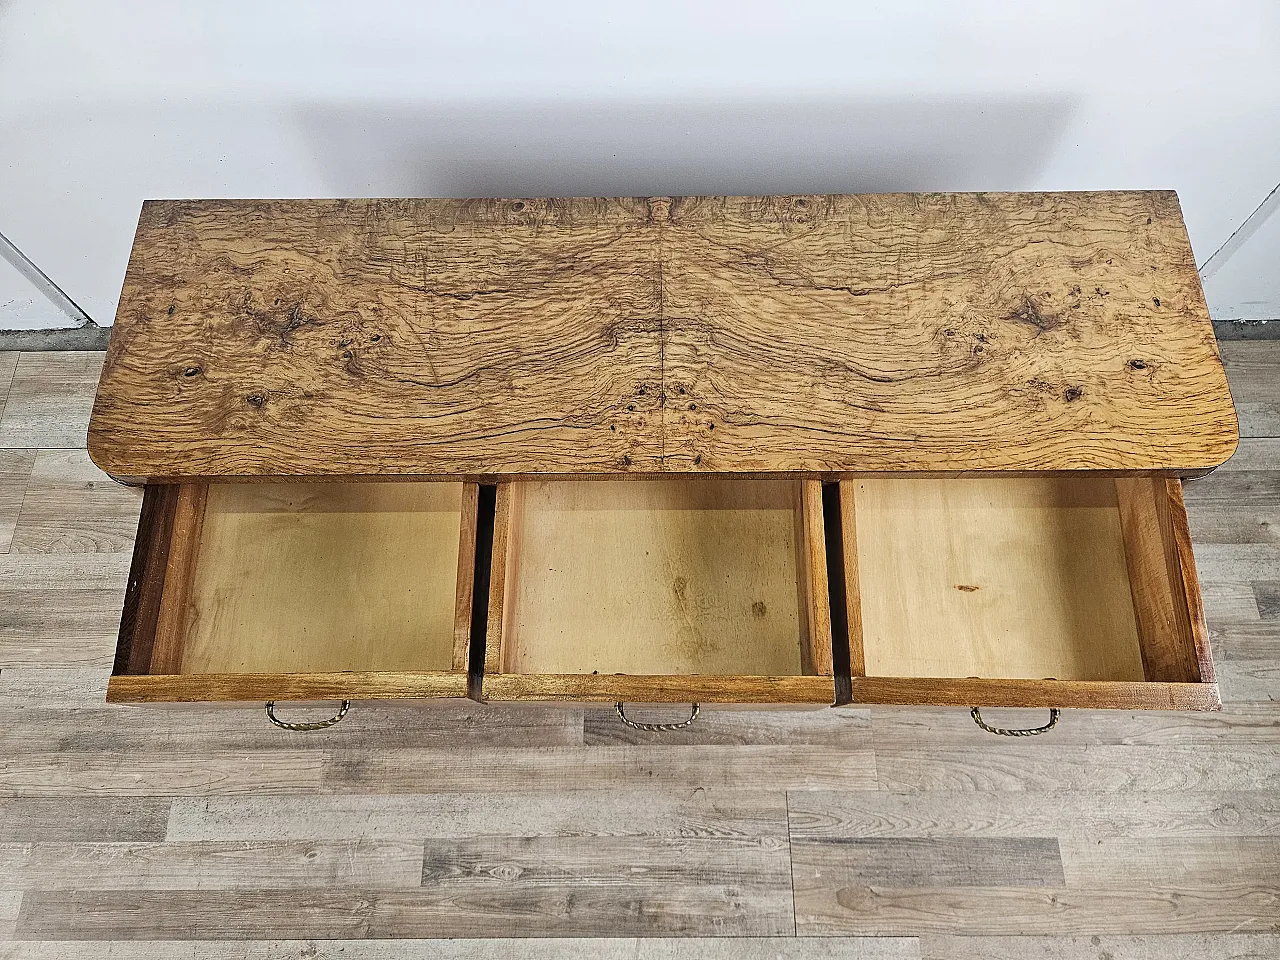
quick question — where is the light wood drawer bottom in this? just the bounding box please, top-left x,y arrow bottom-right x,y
833,475 -> 1215,711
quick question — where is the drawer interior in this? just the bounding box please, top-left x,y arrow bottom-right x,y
111,481 -> 478,700
839,475 -> 1209,693
484,478 -> 835,700
179,483 -> 466,673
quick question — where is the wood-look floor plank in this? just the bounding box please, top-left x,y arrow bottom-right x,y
787,789 -> 1280,840
1059,836 -> 1280,885
1257,582 -> 1280,620
0,891 -> 19,940
0,840 -> 423,890
0,667 -> 111,707
14,882 -> 789,939
919,934 -> 1280,960
789,838 -> 1064,888
0,752 -> 327,797
0,704 -> 584,753
0,940 -> 922,960
868,704 -> 1280,746
416,835 -> 794,935
793,882 -> 1280,935
0,589 -> 121,667
0,552 -> 131,589
1195,543 -> 1280,584
1203,580 -> 1263,621
583,706 -> 870,746
0,943 -> 644,960
10,448 -> 142,553
0,352 -> 18,419
1216,660 -> 1280,704
1214,617 -> 1280,649
0,448 -> 34,553
1188,503 -> 1280,546
1215,619 -> 1280,703
1215,437 -> 1280,470
871,743 -> 1280,792
1220,342 -> 1280,439
0,798 -> 168,841
639,943 -> 921,960
323,745 -> 876,793
1184,468 -> 1280,506
0,352 -> 104,449
168,791 -> 788,842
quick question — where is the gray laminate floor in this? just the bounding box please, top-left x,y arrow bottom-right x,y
0,346 -> 1277,959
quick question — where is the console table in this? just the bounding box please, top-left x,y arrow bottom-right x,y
88,193 -> 1238,734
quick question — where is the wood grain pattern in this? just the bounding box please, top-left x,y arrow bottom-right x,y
0,840 -> 425,890
0,448 -> 36,553
0,703 -> 583,753
112,484 -> 178,677
0,799 -> 168,842
787,788 -> 1280,841
1170,478 -> 1216,684
452,482 -> 480,672
2,352 -> 103,449
481,674 -> 839,704
322,745 -> 875,794
167,791 -> 789,842
484,480 -> 518,675
841,677 -> 1219,710
0,351 -> 17,409
1116,476 -> 1200,681
1057,836 -> 1280,886
14,880 -> 793,939
799,479 -> 833,676
88,193 -> 1236,481
107,671 -> 470,703
790,837 -> 1065,888
839,481 -> 867,677
149,483 -> 207,674
1220,341 -> 1280,439
0,939 -> 925,959
921,935 -> 1280,960
792,882 -> 1280,936
9,450 -> 142,555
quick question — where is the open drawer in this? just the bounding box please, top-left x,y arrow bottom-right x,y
108,481 -> 480,703
834,475 -> 1217,711
481,478 -> 840,705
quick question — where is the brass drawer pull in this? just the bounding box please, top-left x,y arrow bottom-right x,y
265,700 -> 350,731
615,702 -> 700,732
970,706 -> 1060,737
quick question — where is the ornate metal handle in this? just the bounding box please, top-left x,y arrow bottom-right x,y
266,700 -> 350,731
615,702 -> 699,732
970,706 -> 1059,737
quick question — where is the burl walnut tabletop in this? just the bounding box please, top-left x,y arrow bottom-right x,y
88,192 -> 1237,482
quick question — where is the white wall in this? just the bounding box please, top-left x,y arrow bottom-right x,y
2,0 -> 1278,328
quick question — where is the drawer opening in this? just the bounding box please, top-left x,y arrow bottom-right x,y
109,481 -> 478,702
836,475 -> 1213,707
483,478 -> 838,702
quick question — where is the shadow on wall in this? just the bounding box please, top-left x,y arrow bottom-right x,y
289,96 -> 1078,198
